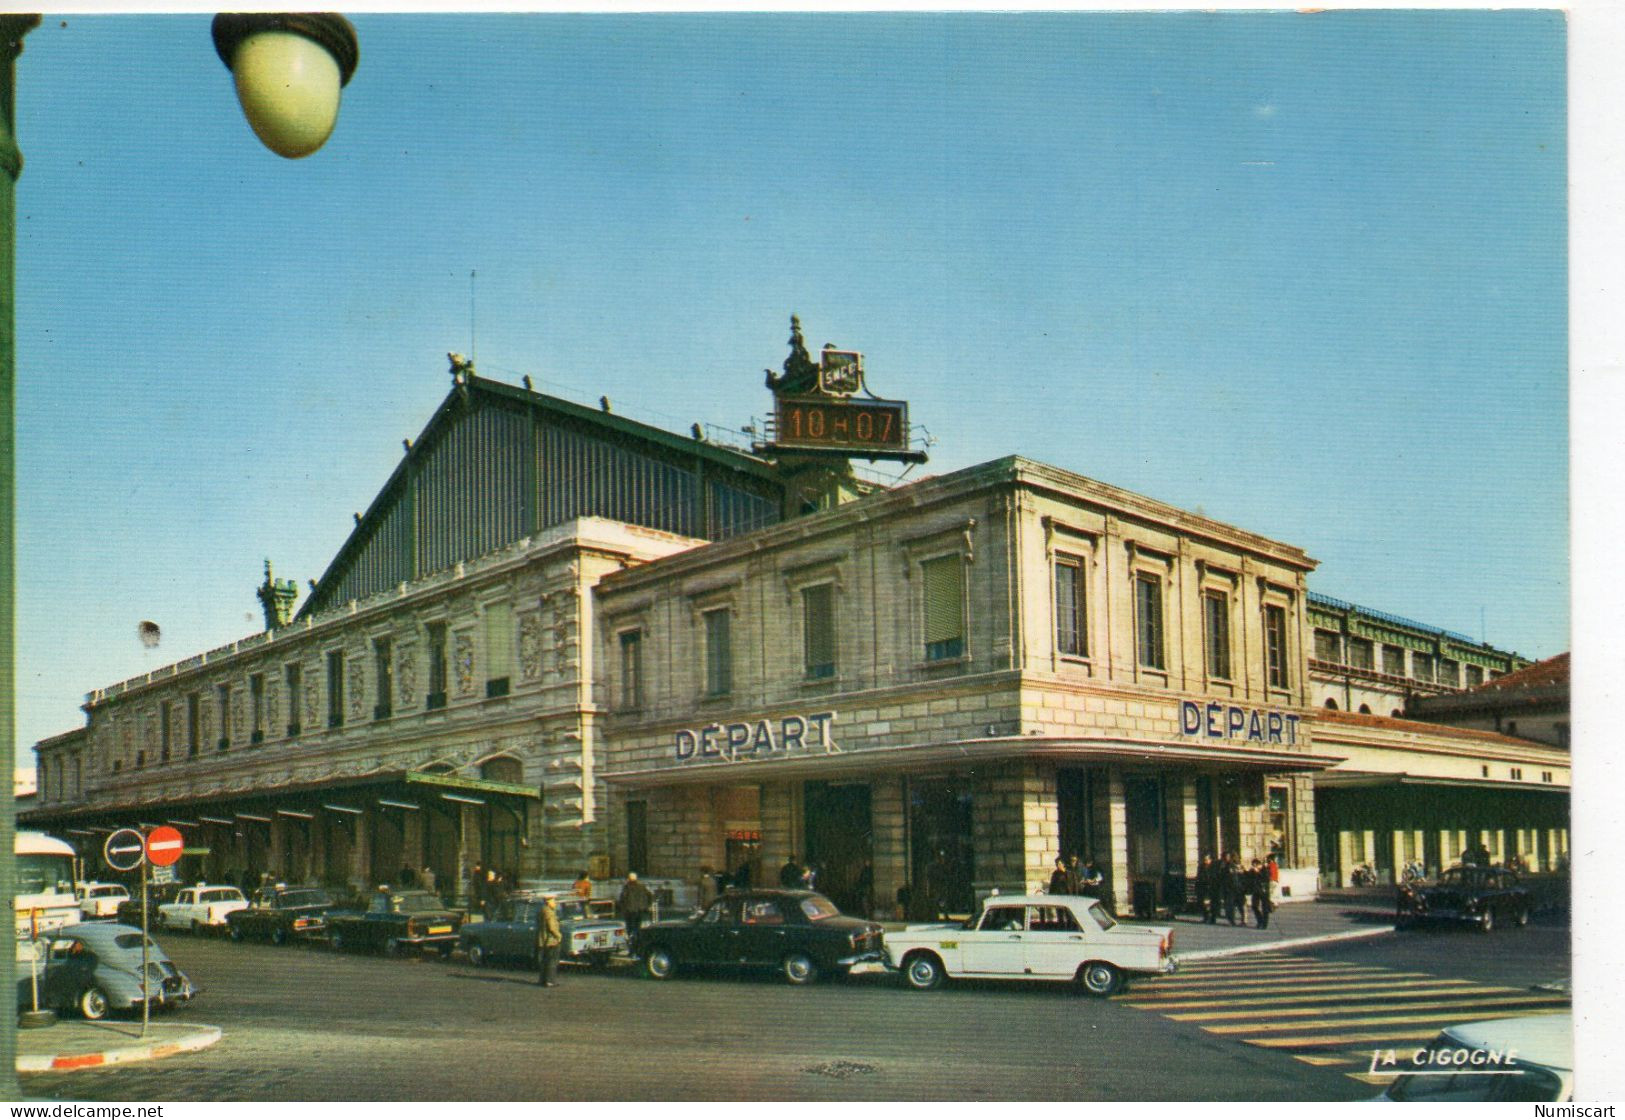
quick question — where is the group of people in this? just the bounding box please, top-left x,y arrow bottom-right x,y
778,856 -> 819,891
470,863 -> 517,918
1046,854 -> 1105,899
1196,852 -> 1278,929
533,870 -> 657,990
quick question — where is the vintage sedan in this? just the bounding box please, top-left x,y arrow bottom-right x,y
75,881 -> 131,920
638,889 -> 884,985
1377,1014 -> 1572,1101
884,893 -> 1175,996
114,881 -> 186,928
327,889 -> 462,956
460,893 -> 628,969
158,884 -> 250,934
226,885 -> 336,945
15,922 -> 197,1021
1397,866 -> 1533,931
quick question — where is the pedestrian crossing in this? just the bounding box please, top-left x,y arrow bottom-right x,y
1117,951 -> 1570,1086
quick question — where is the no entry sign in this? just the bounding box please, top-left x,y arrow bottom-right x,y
104,828 -> 146,872
145,825 -> 185,867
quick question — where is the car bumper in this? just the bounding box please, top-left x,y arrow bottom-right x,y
836,949 -> 887,969
396,933 -> 461,947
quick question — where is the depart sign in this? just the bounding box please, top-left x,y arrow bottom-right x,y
675,711 -> 837,761
1180,700 -> 1303,745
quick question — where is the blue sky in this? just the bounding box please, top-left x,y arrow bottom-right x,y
13,10 -> 1568,758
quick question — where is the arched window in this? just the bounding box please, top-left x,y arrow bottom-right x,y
1358,704 -> 1372,714
1324,698 -> 1339,710
480,756 -> 523,784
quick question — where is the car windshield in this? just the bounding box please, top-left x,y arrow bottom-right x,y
202,889 -> 244,903
112,933 -> 162,953
278,891 -> 329,908
15,854 -> 74,895
1088,901 -> 1117,930
556,901 -> 585,921
390,893 -> 445,914
798,895 -> 840,921
91,886 -> 124,897
1387,1066 -> 1563,1102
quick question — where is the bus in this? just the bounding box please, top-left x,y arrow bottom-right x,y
15,830 -> 81,959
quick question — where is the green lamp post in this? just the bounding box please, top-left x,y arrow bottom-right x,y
0,12 -> 358,1093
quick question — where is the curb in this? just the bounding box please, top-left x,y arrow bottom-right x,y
1175,924 -> 1396,962
17,1023 -> 223,1074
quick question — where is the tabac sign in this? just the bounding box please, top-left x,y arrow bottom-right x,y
1180,700 -> 1304,745
675,711 -> 837,761
758,316 -> 925,464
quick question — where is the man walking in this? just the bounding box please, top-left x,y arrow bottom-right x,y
1196,854 -> 1219,924
1223,852 -> 1246,926
536,895 -> 562,987
618,871 -> 654,950
1249,859 -> 1271,929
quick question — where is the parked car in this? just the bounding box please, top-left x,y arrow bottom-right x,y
75,881 -> 131,920
327,889 -> 462,957
1377,1014 -> 1571,1101
883,893 -> 1175,996
226,885 -> 337,945
14,922 -> 197,1021
461,893 -> 629,969
114,881 -> 186,928
157,884 -> 250,934
638,888 -> 884,985
1397,866 -> 1532,931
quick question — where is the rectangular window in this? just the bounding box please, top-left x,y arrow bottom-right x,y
704,608 -> 732,696
187,693 -> 200,757
921,556 -> 965,661
216,683 -> 231,751
1412,652 -> 1434,683
1264,605 -> 1289,689
373,637 -> 394,719
1383,644 -> 1406,677
1348,637 -> 1374,671
426,622 -> 448,710
626,800 -> 649,876
803,583 -> 836,679
285,662 -> 303,736
1054,559 -> 1086,658
1510,767 -> 1523,780
1134,574 -> 1165,671
619,630 -> 643,709
1437,658 -> 1459,687
484,603 -> 513,698
250,674 -> 265,744
1313,629 -> 1341,663
160,702 -> 172,762
1203,591 -> 1231,679
1465,664 -> 1484,688
327,650 -> 345,729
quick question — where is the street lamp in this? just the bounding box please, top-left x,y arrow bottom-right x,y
0,12 -> 359,1092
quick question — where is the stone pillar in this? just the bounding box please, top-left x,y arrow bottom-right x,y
352,808 -> 373,891
403,807 -> 426,872
1291,774 -> 1318,871
758,782 -> 796,876
309,815 -> 326,887
1022,761 -> 1059,895
970,763 -> 1027,896
1439,829 -> 1456,867
1103,767 -> 1129,915
1338,830 -> 1355,886
1181,776 -> 1200,876
871,777 -> 907,921
456,804 -> 476,907
269,815 -> 288,879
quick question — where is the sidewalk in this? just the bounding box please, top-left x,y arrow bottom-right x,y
1125,899 -> 1396,960
15,1019 -> 222,1074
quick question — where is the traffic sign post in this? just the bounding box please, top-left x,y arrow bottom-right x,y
103,828 -> 145,874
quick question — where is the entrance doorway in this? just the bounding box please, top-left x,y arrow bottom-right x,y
804,781 -> 873,916
1057,768 -> 1093,864
907,778 -> 975,919
1124,776 -> 1165,916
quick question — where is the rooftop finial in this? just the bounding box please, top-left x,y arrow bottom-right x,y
765,314 -> 819,394
448,352 -> 475,383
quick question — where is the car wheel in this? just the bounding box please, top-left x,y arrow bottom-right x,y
466,942 -> 487,968
271,926 -> 288,946
331,930 -> 348,952
384,938 -> 403,958
781,952 -> 819,986
644,945 -> 677,980
78,986 -> 111,1022
1517,906 -> 1531,928
438,944 -> 454,960
191,920 -> 203,937
1479,909 -> 1495,933
590,952 -> 612,971
1078,961 -> 1124,997
902,952 -> 945,991
228,923 -> 244,943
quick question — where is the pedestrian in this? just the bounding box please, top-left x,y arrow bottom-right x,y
535,895 -> 562,987
779,856 -> 802,888
1048,856 -> 1070,895
1249,859 -> 1271,929
573,868 -> 593,900
1223,852 -> 1246,926
420,865 -> 436,895
397,865 -> 415,888
618,871 -> 653,949
1079,858 -> 1104,899
799,863 -> 817,892
1196,854 -> 1220,924
1065,853 -> 1084,896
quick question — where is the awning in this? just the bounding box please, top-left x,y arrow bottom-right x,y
602,733 -> 1345,788
1314,771 -> 1570,794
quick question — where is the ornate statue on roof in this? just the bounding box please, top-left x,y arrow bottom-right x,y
764,314 -> 821,395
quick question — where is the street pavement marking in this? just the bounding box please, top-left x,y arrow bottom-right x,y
1200,1003 -> 1572,1035
1293,1055 -> 1355,1067
1242,1027 -> 1451,1049
1124,976 -> 1454,1000
1173,963 -> 1394,978
1165,994 -> 1573,1022
1126,983 -> 1512,1010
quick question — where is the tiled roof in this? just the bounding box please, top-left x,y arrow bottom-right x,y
1310,707 -> 1547,748
1465,652 -> 1569,695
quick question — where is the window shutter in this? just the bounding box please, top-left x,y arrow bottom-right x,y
803,585 -> 835,673
922,557 -> 963,645
486,602 -> 513,679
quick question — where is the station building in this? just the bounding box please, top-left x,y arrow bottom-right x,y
24,334 -> 1571,914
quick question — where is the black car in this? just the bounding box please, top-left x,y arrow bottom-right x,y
112,881 -> 185,929
637,889 -> 884,985
226,886 -> 337,945
1397,866 -> 1533,931
326,889 -> 463,956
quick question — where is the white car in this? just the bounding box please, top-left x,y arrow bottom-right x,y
75,881 -> 131,919
158,884 -> 249,933
884,892 -> 1175,996
1377,1014 -> 1572,1102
